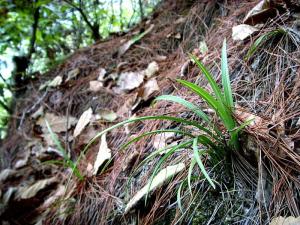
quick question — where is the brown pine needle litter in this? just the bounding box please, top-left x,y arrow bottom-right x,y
2,0 -> 300,224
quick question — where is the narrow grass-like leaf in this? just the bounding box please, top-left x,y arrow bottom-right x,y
145,146 -> 179,204
155,95 -> 210,123
188,158 -> 196,196
45,120 -> 67,159
177,181 -> 185,213
45,120 -> 83,180
155,95 -> 223,137
229,118 -> 254,149
190,54 -> 223,102
193,138 -> 215,189
133,140 -> 193,180
245,28 -> 286,60
84,115 -> 218,154
126,140 -> 192,195
221,39 -> 234,109
177,79 -> 235,131
121,129 -> 194,150
231,118 -> 254,136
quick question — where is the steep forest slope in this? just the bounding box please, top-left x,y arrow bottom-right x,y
1,0 -> 300,224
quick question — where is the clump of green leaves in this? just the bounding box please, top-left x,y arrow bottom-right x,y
45,120 -> 83,180
85,40 -> 246,207
245,28 -> 286,60
83,41 -> 246,214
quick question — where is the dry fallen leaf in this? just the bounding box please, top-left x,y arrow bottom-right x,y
199,41 -> 208,54
180,60 -> 191,77
270,216 -> 300,225
174,17 -> 186,24
142,78 -> 159,101
124,114 -> 137,134
232,24 -> 258,41
118,24 -> 154,57
89,80 -> 103,92
235,105 -> 268,133
124,163 -> 185,213
16,177 -> 57,199
86,163 -> 94,177
65,68 -> 80,82
117,71 -> 145,91
37,113 -> 77,134
174,33 -> 181,39
117,93 -> 137,118
153,132 -> 176,153
98,109 -> 118,122
31,106 -> 44,119
118,39 -> 135,57
39,76 -> 63,90
40,185 -> 66,209
97,68 -> 107,81
155,55 -> 167,62
0,169 -> 16,182
47,76 -> 62,87
93,133 -> 112,175
243,0 -> 277,26
144,61 -> 159,78
78,126 -> 98,145
14,150 -> 30,169
3,187 -> 17,204
73,108 -> 93,138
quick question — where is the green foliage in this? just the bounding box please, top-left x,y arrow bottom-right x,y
84,41 -> 247,209
245,28 -> 286,60
0,0 -> 160,138
0,105 -> 9,138
0,0 -> 161,73
45,120 -> 83,180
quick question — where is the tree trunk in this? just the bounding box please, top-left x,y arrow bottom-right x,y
77,7 -> 101,42
92,24 -> 101,42
138,0 -> 144,20
28,6 -> 40,60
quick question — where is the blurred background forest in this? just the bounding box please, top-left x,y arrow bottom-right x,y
0,0 -> 159,138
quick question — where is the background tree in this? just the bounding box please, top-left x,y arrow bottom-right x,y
0,0 -> 160,138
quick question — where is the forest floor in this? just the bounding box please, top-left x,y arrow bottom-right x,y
1,0 -> 300,224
